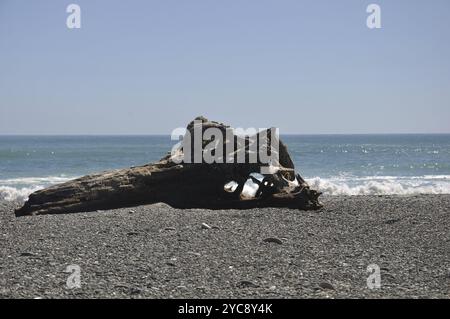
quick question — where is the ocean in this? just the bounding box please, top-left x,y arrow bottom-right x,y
1,134 -> 449,201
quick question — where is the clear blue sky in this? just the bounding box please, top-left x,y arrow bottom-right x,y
1,0 -> 449,134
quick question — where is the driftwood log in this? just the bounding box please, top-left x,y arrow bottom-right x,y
15,117 -> 322,216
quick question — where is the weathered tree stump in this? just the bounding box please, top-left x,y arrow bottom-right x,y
15,117 -> 322,216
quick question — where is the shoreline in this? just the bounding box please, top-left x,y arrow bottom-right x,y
1,195 -> 449,298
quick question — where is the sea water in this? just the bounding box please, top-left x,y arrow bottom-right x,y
0,134 -> 449,201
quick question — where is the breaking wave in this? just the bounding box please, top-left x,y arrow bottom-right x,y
306,175 -> 450,195
0,176 -> 73,185
0,176 -> 75,202
0,186 -> 44,202
1,174 -> 450,202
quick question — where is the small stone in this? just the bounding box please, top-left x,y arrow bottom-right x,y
263,237 -> 283,244
187,251 -> 201,257
127,232 -> 139,236
129,287 -> 142,295
237,280 -> 259,288
129,210 -> 135,214
300,280 -> 311,287
385,218 -> 401,225
318,282 -> 335,290
201,223 -> 212,229
114,284 -> 129,290
384,273 -> 396,280
269,285 -> 276,290
164,227 -> 176,231
20,252 -> 34,257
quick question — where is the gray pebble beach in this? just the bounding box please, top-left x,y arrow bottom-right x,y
0,195 -> 449,299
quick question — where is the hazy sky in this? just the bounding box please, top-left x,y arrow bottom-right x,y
1,0 -> 449,134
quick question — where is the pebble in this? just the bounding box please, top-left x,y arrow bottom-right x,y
126,232 -> 139,236
187,252 -> 201,257
114,284 -> 129,289
201,223 -> 212,230
385,218 -> 401,225
263,237 -> 283,244
237,280 -> 259,288
19,252 -> 34,257
129,287 -> 142,294
319,282 -> 335,290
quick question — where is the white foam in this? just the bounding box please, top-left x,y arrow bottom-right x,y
0,186 -> 44,202
0,175 -> 75,202
306,176 -> 450,195
0,176 -> 72,185
1,174 -> 450,202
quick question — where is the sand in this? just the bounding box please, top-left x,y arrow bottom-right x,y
0,195 -> 449,299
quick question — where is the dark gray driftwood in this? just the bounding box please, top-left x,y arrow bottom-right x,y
15,117 -> 322,216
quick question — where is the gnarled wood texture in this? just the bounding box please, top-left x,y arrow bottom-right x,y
15,117 -> 322,216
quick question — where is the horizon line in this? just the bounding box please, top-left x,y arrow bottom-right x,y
1,132 -> 450,137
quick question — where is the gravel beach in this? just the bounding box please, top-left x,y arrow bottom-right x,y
0,195 -> 449,299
